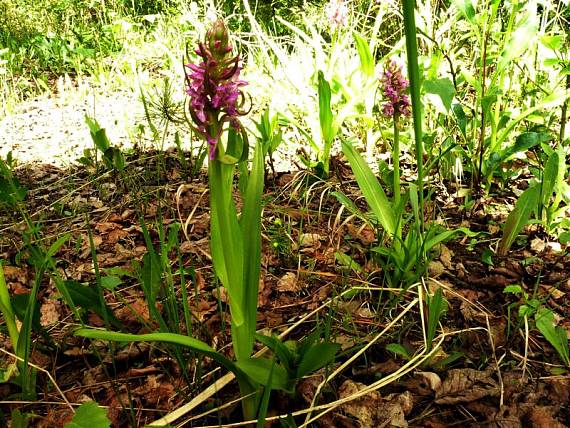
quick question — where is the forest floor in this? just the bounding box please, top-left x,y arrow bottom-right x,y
0,89 -> 569,427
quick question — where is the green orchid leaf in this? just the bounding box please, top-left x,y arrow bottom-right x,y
235,140 -> 264,360
535,308 -> 570,366
541,150 -> 560,207
61,280 -> 122,329
540,35 -> 564,51
353,32 -> 375,77
424,227 -> 475,253
341,140 -> 396,236
426,288 -> 447,351
296,342 -> 341,379
85,116 -> 110,153
141,251 -> 162,306
452,103 -> 467,139
236,357 -> 290,391
255,333 -> 294,371
209,160 -> 245,330
498,185 -> 540,256
75,329 -> 248,381
64,401 -> 110,428
385,343 -> 411,360
318,71 -> 334,146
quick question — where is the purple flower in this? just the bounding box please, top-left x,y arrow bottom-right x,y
380,60 -> 411,118
185,19 -> 248,159
325,0 -> 349,28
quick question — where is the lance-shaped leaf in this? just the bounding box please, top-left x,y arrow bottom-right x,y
341,140 -> 396,236
497,185 -> 540,256
75,329 -> 254,385
535,308 -> 570,366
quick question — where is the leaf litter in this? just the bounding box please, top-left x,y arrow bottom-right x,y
0,151 -> 569,427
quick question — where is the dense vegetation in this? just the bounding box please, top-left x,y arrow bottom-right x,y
1,0 -> 569,426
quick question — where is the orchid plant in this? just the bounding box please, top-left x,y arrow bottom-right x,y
341,52 -> 473,286
75,19 -> 338,423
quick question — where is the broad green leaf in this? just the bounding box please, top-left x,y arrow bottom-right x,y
498,4 -> 538,72
500,132 -> 551,163
64,401 -> 110,428
424,227 -> 475,253
85,116 -> 110,153
554,145 -> 566,195
424,78 -> 455,113
452,0 -> 476,23
0,176 -> 27,207
334,252 -> 363,273
540,35 -> 564,51
318,71 -> 334,146
331,191 -> 367,221
0,263 -> 19,349
11,410 -> 32,428
353,32 -> 374,77
100,275 -> 122,290
495,92 -> 567,151
341,140 -> 396,236
503,284 -> 524,295
112,148 -> 125,172
535,308 -> 570,366
44,233 -> 72,265
559,232 -> 570,245
209,160 -> 245,331
452,103 -> 467,138
255,333 -> 294,370
62,281 -> 122,329
385,343 -> 411,359
498,185 -> 540,256
236,357 -> 290,391
426,288 -> 447,350
296,343 -> 341,379
141,252 -> 162,306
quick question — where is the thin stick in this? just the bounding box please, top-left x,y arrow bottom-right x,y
485,315 -> 504,407
149,285 -> 373,426
303,296 -> 419,425
0,348 -> 74,413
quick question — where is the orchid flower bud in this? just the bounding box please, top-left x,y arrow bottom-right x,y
206,19 -> 232,61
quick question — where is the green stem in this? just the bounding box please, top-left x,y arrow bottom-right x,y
393,114 -> 401,209
402,0 -> 424,231
393,114 -> 402,251
561,74 -> 570,144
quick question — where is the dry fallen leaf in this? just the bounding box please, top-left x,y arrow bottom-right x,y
39,300 -> 60,327
338,380 -> 413,428
531,237 -> 546,253
298,233 -> 323,248
435,368 -> 499,404
415,371 -> 442,393
428,261 -> 445,278
277,272 -> 301,292
346,223 -> 376,245
438,245 -> 453,269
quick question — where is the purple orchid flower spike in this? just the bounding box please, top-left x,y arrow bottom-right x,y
380,59 -> 411,119
325,0 -> 349,28
184,19 -> 248,160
